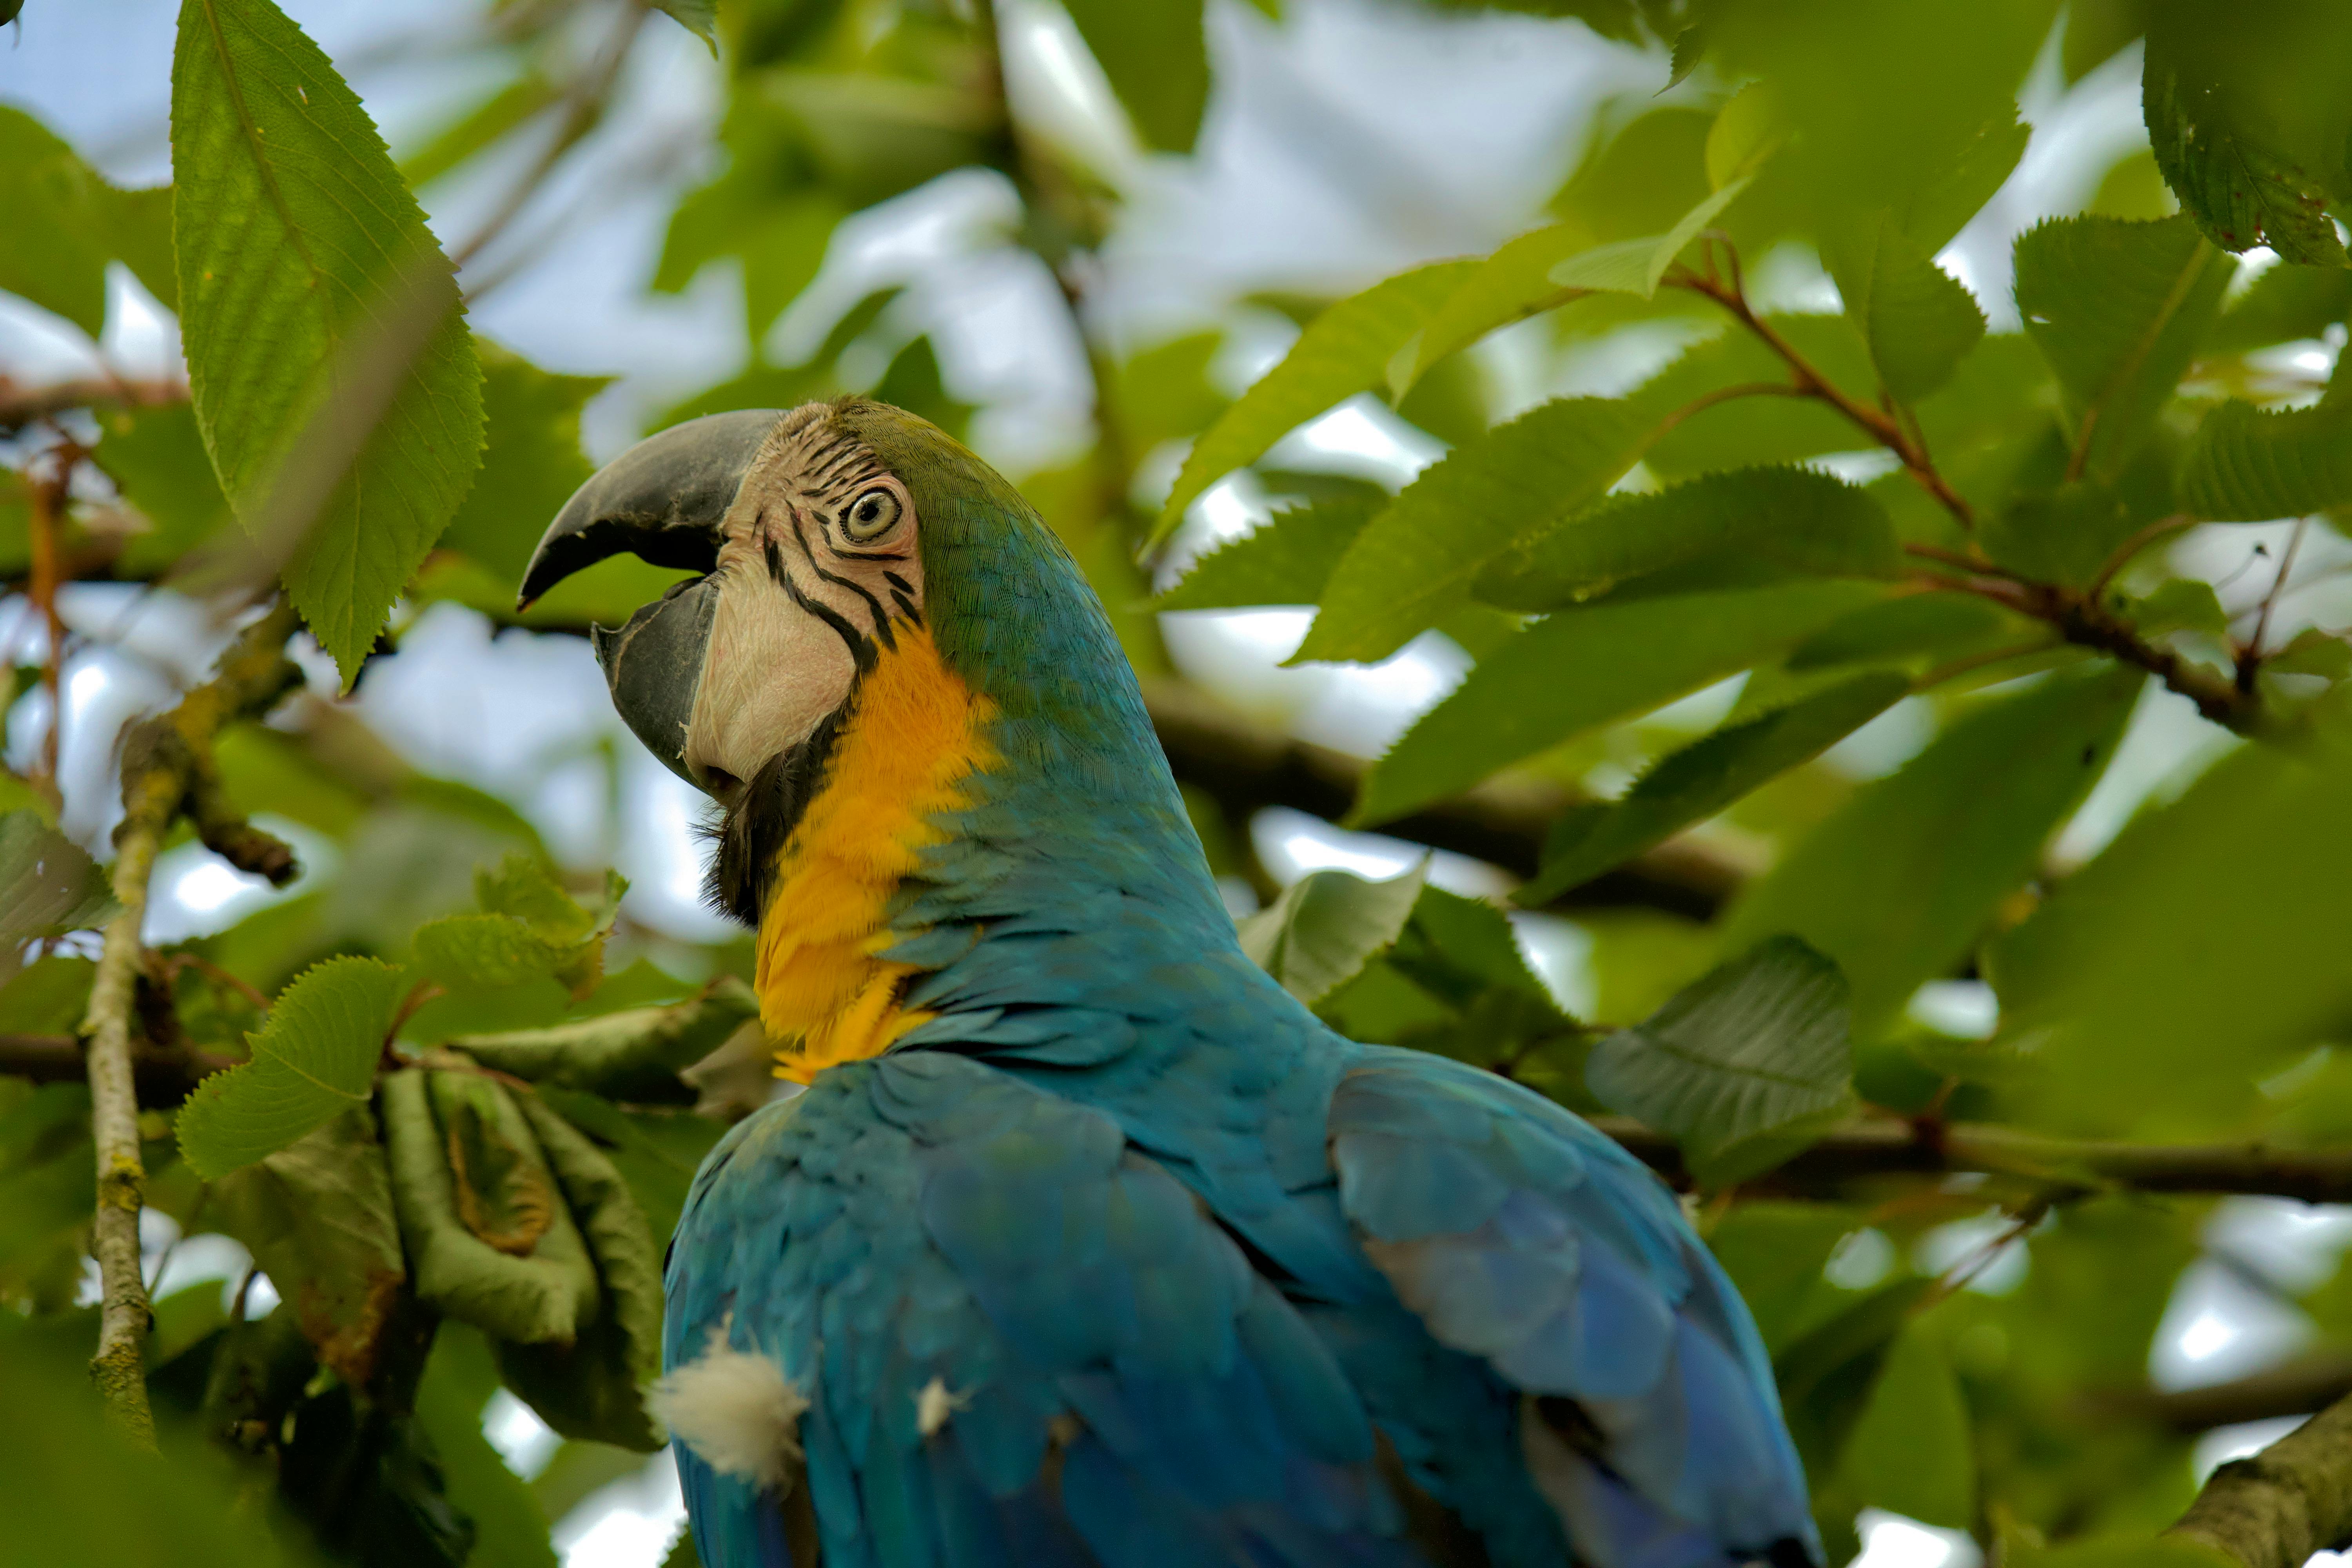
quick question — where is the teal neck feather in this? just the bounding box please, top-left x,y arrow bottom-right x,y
838,402 -> 1259,1064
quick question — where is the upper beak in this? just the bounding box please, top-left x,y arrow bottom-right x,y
519,409 -> 786,788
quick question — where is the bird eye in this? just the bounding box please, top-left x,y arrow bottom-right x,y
841,487 -> 902,543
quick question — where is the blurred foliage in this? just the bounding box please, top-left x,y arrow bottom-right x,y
5,0 -> 2352,1563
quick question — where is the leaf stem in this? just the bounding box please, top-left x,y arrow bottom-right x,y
1666,264 -> 1978,528
2239,517 -> 2309,695
2086,512 -> 2196,603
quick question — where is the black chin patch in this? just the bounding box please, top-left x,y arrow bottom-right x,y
701,701 -> 854,926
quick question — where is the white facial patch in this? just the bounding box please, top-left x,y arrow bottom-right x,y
652,1322 -> 810,1492
681,405 -> 925,795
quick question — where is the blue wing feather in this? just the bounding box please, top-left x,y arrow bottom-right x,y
664,1051 -> 1421,1568
1327,1049 -> 1818,1568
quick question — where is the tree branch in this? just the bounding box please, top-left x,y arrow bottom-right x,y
0,374 -> 187,431
2103,1350 -> 2352,1435
2169,1389 -> 2352,1566
1595,1114 -> 2352,1203
77,602 -> 302,1443
1141,678 -> 1753,919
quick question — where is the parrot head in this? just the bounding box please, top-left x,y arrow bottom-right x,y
518,398 -> 1214,1077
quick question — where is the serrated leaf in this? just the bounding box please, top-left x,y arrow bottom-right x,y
1064,0 -> 1207,154
2013,215 -> 2231,485
176,955 -> 405,1180
209,1105 -> 406,1385
1838,1324 -> 1974,1528
1724,666 -> 2141,1032
1298,397 -> 1668,663
650,0 -> 716,50
1238,862 -> 1427,1005
1521,673 -> 1909,905
382,1067 -> 598,1346
1587,936 -> 1855,1184
438,346 -> 612,581
1,811 -> 120,982
2178,398 -> 2352,522
1474,466 -> 1902,613
172,0 -> 486,686
499,1092 -> 667,1450
1155,495 -> 1380,611
1826,212 -> 1986,403
1152,260 -> 1478,541
1402,224 -> 1605,391
2144,8 -> 2351,265
1896,112 -> 2031,256
450,979 -> 760,1103
0,106 -> 177,336
1355,582 -> 1878,826
1543,176 -> 1755,300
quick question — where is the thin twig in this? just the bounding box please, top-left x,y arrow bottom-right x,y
23,437 -> 80,801
2087,512 -> 2196,603
77,603 -> 301,1443
2239,517 -> 2310,695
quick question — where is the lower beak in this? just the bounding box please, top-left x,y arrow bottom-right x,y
593,575 -> 719,788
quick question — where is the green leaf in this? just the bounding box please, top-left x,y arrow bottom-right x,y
172,0 -> 486,686
2013,1540 -> 2235,1568
381,1068 -> 599,1346
1521,673 -> 1909,905
410,858 -> 622,1000
91,403 -> 234,572
1152,260 -> 1478,541
2013,215 -> 2231,485
1401,224 -> 1606,392
535,1089 -> 725,1245
2210,263 -> 2352,355
1298,397 -> 1662,663
2143,3 -> 2352,265
1238,862 -> 1428,1006
1544,176 -> 1757,300
1838,1323 -> 1975,1529
438,345 -> 613,581
1723,666 -> 2141,1032
1,811 -> 120,982
413,1323 -> 559,1568
175,956 -> 405,1180
209,1106 -> 406,1385
1064,0 -> 1207,154
450,979 -> 760,1103
1588,936 -> 1855,1184
1980,480 -> 2149,588
1773,1277 -> 1933,1482
1474,466 -> 1902,613
1786,593 -> 2014,671
1354,583 -> 1877,826
651,0 -> 717,51
1989,711 -> 2352,1128
1154,495 -> 1381,611
1706,1203 -> 1859,1352
500,1092 -> 668,1450
1825,212 -> 1987,403
0,106 -> 177,336
2178,398 -> 2352,522
1894,112 -> 2031,256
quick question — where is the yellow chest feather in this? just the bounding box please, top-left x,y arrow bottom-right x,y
753,629 -> 995,1083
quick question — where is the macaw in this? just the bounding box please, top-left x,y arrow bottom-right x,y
517,400 -> 1820,1568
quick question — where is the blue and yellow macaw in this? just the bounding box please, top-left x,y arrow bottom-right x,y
518,400 -> 1820,1568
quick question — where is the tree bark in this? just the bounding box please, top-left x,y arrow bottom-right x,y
2169,1390 -> 2352,1565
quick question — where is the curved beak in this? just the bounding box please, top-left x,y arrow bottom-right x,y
518,410 -> 786,787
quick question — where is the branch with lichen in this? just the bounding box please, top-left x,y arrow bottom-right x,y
79,601 -> 303,1443
2168,1389 -> 2352,1565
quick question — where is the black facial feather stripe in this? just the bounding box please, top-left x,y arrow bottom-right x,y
702,702 -> 853,926
789,514 -> 896,654
764,534 -> 875,673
